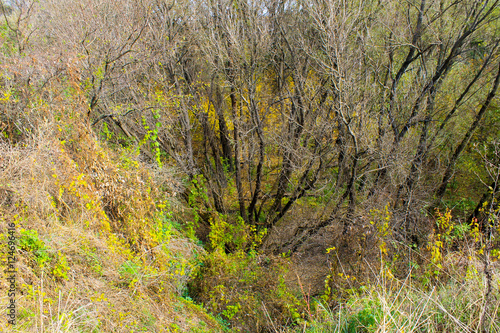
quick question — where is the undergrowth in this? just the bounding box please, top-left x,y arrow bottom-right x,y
0,68 -> 220,331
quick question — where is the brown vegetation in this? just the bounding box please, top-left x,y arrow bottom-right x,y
1,0 -> 500,331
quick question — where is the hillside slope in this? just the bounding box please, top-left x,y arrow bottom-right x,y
0,77 -> 221,331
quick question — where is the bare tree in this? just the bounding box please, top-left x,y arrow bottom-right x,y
31,0 -> 500,254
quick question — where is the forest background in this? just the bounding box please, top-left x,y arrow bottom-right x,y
1,0 -> 500,331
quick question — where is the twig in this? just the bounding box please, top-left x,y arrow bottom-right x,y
91,107 -> 152,126
261,302 -> 279,333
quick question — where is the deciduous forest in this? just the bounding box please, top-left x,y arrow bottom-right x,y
1,0 -> 500,331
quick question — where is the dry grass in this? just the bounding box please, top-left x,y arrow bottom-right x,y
272,243 -> 500,333
0,84 -> 220,331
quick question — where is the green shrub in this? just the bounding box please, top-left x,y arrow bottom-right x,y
19,228 -> 51,268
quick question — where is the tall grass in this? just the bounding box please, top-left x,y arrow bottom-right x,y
286,250 -> 500,333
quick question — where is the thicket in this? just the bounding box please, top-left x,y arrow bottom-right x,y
0,0 -> 500,332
